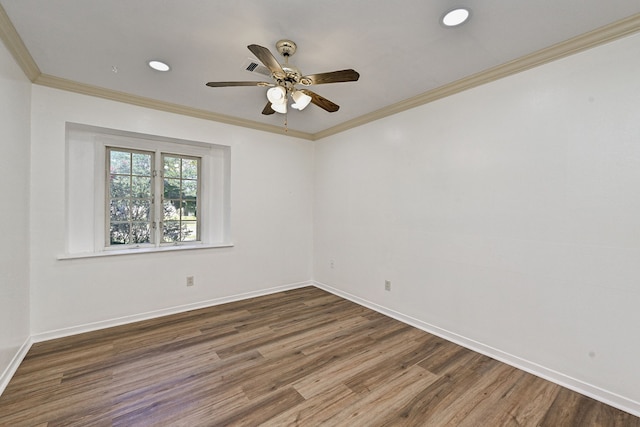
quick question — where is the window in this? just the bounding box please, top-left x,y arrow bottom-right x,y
106,148 -> 203,247
64,123 -> 230,258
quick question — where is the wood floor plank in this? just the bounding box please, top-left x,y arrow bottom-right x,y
292,327 -> 427,399
0,286 -> 638,426
257,315 -> 371,358
539,388 -> 640,427
473,371 -> 561,427
208,387 -> 305,427
296,314 -> 393,357
343,333 -> 440,394
321,365 -> 439,426
243,335 -> 377,401
374,352 -> 504,425
262,383 -> 360,426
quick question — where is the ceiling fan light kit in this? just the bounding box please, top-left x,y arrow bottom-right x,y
291,90 -> 312,110
267,86 -> 287,105
206,39 -> 360,123
267,86 -> 288,113
272,102 -> 287,114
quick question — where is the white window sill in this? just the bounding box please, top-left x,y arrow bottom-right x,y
58,243 -> 234,260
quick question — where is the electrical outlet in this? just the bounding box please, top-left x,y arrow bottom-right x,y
186,276 -> 195,287
385,280 -> 391,291
330,259 -> 335,269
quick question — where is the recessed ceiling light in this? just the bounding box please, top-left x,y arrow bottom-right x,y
442,8 -> 470,27
148,60 -> 170,72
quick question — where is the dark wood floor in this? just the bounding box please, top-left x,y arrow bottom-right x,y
1,287 -> 638,426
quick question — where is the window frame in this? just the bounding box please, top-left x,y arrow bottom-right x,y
105,146 -> 157,248
63,123 -> 231,259
160,152 -> 202,245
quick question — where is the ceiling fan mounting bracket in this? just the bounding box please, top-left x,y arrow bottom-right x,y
276,39 -> 297,57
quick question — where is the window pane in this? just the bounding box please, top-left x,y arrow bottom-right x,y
162,221 -> 181,242
182,200 -> 197,218
132,176 -> 152,198
110,175 -> 131,197
110,223 -> 130,245
182,221 -> 198,241
131,222 -> 151,244
132,153 -> 152,176
110,151 -> 130,174
181,180 -> 197,199
163,200 -> 180,221
110,199 -> 129,221
163,178 -> 181,199
131,199 -> 151,221
182,158 -> 198,179
163,156 -> 181,178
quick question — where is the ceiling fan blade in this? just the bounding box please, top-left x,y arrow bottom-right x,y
301,69 -> 360,85
262,102 -> 276,115
300,89 -> 340,113
248,44 -> 285,79
206,81 -> 272,87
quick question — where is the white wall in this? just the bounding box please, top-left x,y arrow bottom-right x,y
314,33 -> 640,413
0,40 -> 31,386
30,86 -> 313,337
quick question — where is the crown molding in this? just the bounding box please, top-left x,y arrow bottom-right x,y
0,3 -> 40,80
34,74 -> 313,140
1,2 -> 638,142
313,13 -> 640,140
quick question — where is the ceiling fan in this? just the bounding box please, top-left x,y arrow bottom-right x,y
206,40 -> 360,116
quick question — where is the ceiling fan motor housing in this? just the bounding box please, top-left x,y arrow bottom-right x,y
279,66 -> 302,88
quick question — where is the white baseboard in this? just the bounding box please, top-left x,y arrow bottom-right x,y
312,280 -> 640,418
31,281 -> 313,343
0,336 -> 33,396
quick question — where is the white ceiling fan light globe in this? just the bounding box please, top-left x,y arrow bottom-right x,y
291,90 -> 312,110
272,102 -> 287,114
267,86 -> 287,104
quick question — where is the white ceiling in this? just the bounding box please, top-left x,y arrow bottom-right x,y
2,1 -> 639,136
